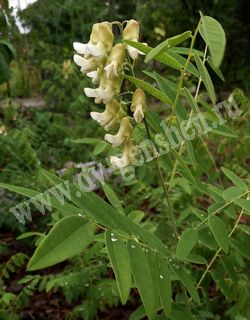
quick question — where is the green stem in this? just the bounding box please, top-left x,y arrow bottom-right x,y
168,19 -> 201,125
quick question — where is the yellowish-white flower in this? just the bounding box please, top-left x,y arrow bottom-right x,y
84,73 -> 122,104
110,141 -> 135,168
104,43 -> 125,79
90,100 -> 125,131
105,116 -> 133,147
131,88 -> 147,123
73,22 -> 114,59
123,19 -> 145,59
0,125 -> 6,135
73,55 -> 97,73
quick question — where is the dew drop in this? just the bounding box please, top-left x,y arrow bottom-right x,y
111,237 -> 118,242
131,245 -> 136,249
160,274 -> 164,279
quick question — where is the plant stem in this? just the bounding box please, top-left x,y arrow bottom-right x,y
168,19 -> 201,126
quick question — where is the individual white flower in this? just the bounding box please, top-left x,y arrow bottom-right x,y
110,153 -> 130,169
73,42 -> 88,54
86,70 -> 99,84
105,117 -> 133,147
73,22 -> 114,59
123,19 -> 146,60
104,43 -> 125,79
110,141 -> 136,168
86,68 -> 105,85
131,88 -> 147,123
90,100 -> 125,130
84,74 -> 122,104
73,55 -> 97,73
84,85 -> 115,104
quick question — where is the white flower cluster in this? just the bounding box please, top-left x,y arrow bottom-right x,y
73,20 -> 146,168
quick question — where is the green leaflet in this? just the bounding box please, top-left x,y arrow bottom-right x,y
176,228 -> 198,260
208,215 -> 229,253
199,15 -> 226,67
128,240 -> 159,320
145,31 -> 192,63
124,74 -> 172,105
221,167 -> 248,191
105,230 -> 131,304
27,216 -> 96,271
182,88 -> 200,114
157,253 -> 172,316
167,51 -> 199,77
207,57 -> 225,81
233,198 -> 250,213
194,52 -> 216,104
153,71 -> 175,103
102,183 -> 124,214
0,181 -> 82,219
124,40 -> 181,70
173,267 -> 200,304
223,186 -> 245,201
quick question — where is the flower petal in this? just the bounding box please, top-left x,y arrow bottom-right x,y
84,88 -> 97,98
73,54 -> 86,67
87,43 -> 104,57
110,155 -> 129,168
73,42 -> 87,54
133,104 -> 144,123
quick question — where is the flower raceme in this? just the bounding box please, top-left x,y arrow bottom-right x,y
73,20 -> 147,168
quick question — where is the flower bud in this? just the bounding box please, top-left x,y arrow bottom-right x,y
123,20 -> 139,42
131,88 -> 147,123
105,116 -> 133,147
123,20 -> 145,59
104,43 -> 125,79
